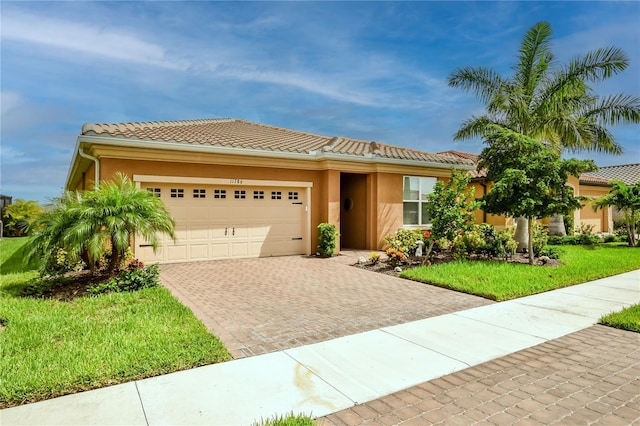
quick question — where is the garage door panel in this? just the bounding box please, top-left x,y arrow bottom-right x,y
137,183 -> 307,263
189,244 -> 209,260
166,245 -> 188,261
189,225 -> 210,240
210,243 -> 230,259
231,242 -> 250,258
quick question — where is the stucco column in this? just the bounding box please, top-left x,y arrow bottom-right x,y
324,170 -> 341,253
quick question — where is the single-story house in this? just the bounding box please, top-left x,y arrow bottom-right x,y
582,163 -> 640,224
66,118 -> 474,263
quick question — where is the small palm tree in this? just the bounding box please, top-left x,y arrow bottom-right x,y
449,21 -> 640,243
29,173 -> 176,275
592,181 -> 640,246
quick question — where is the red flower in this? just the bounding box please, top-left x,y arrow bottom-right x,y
424,231 -> 431,238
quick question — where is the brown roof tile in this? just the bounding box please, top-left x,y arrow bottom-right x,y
81,118 -> 474,166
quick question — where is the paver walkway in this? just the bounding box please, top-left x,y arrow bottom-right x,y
160,252 -> 492,358
319,325 -> 640,425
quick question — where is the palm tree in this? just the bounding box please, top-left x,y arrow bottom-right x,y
592,181 -> 640,246
449,21 -> 640,244
29,173 -> 176,275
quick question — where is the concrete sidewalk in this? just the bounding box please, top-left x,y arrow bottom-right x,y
2,270 -> 638,425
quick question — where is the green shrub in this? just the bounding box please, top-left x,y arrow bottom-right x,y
577,232 -> 602,245
563,213 -> 575,236
317,223 -> 338,257
88,264 -> 159,295
384,228 -> 424,255
369,252 -> 381,264
532,221 -> 548,257
539,245 -> 563,259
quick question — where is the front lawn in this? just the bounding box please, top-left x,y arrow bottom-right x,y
0,238 -> 231,408
401,243 -> 640,301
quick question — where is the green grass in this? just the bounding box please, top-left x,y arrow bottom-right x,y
401,243 -> 640,301
254,413 -> 316,426
599,304 -> 640,333
0,237 -> 39,274
0,238 -> 231,408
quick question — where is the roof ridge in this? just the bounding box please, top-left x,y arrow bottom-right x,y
596,163 -> 640,169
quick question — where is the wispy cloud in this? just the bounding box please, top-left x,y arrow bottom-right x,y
2,11 -> 189,70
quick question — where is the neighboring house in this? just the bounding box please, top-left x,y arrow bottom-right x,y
582,163 -> 640,224
439,150 -> 616,233
0,194 -> 12,211
66,118 -> 474,263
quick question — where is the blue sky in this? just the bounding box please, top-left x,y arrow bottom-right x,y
2,1 -> 639,203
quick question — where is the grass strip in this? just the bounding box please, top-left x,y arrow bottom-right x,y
400,244 -> 640,301
599,304 -> 640,333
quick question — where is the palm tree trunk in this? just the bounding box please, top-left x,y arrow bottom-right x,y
515,217 -> 529,252
548,214 -> 567,236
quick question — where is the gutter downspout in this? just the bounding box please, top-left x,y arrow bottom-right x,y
77,146 -> 100,189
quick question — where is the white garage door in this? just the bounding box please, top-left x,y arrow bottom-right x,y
136,182 -> 307,263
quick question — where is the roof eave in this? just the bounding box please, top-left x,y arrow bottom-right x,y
74,135 -> 475,172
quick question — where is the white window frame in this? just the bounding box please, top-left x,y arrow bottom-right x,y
402,176 -> 437,227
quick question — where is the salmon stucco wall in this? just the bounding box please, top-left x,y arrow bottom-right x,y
100,157 -> 327,252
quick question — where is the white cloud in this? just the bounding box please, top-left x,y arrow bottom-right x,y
1,11 -> 189,70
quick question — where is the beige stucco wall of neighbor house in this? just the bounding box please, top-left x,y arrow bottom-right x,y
577,184 -> 612,233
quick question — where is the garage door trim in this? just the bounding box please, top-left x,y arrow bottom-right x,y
133,175 -> 313,260
133,174 -> 313,188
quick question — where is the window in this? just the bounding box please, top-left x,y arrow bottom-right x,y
147,188 -> 161,197
271,191 -> 282,200
403,176 -> 437,226
214,189 -> 226,199
288,191 -> 299,200
253,190 -> 264,199
234,190 -> 246,199
193,189 -> 206,198
170,188 -> 184,198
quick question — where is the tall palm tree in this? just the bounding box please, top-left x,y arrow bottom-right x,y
449,21 -> 640,242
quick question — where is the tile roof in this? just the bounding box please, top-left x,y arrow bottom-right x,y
581,163 -> 640,185
438,150 -> 480,163
81,118 -> 474,166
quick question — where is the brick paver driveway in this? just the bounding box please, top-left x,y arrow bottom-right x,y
160,251 -> 492,358
319,325 -> 640,425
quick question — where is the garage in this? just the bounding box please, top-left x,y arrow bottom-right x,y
133,175 -> 311,263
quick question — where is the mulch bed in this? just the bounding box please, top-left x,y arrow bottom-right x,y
21,271 -> 116,302
354,252 -> 560,277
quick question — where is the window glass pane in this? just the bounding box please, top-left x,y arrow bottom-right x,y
421,202 -> 432,225
420,178 -> 437,201
403,177 -> 419,200
403,202 -> 419,225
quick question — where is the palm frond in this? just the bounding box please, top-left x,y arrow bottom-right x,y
515,21 -> 554,98
583,94 -> 640,126
448,66 -> 508,105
